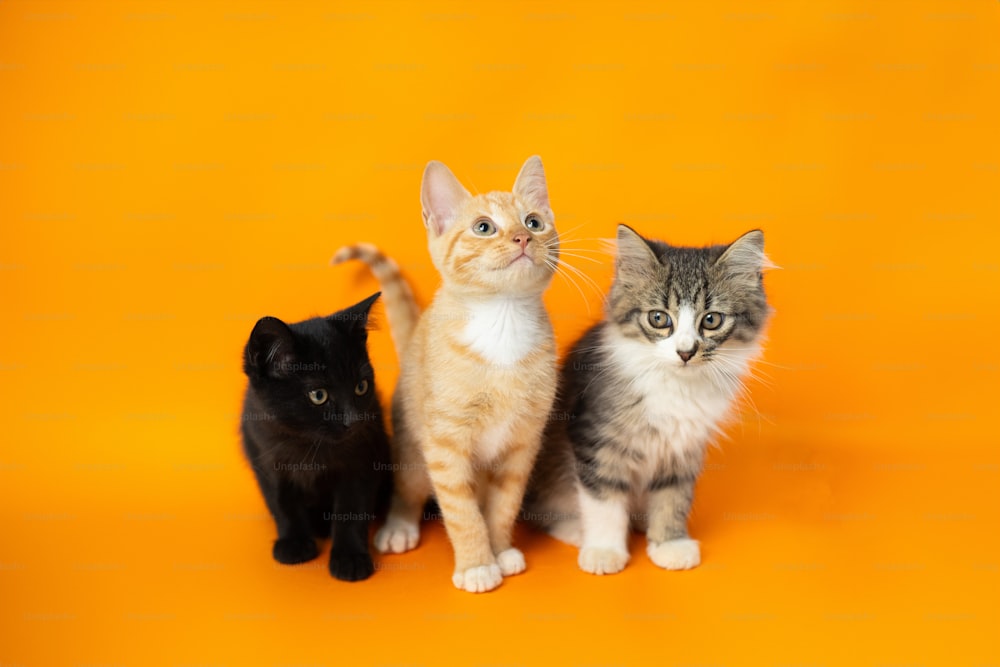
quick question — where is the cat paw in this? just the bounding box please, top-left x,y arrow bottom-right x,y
451,563 -> 503,593
329,549 -> 375,582
578,546 -> 629,575
374,518 -> 419,554
496,548 -> 526,577
647,538 -> 700,570
272,537 -> 319,564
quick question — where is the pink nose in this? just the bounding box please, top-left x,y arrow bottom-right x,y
512,233 -> 530,249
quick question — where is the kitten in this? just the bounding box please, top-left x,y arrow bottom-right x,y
524,225 -> 771,575
332,157 -> 559,593
240,292 -> 391,582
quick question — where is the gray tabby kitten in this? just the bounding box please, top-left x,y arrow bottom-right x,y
525,224 -> 771,574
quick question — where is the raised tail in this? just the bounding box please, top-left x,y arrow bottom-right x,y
331,243 -> 420,360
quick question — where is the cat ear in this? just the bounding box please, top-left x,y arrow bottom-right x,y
344,291 -> 381,318
330,292 -> 381,338
245,317 -> 297,379
421,161 -> 471,236
615,224 -> 661,278
715,229 -> 772,278
513,155 -> 551,214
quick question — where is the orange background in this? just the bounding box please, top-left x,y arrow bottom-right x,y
2,1 -> 998,665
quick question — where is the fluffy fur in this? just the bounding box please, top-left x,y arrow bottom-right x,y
333,157 -> 559,592
240,293 -> 391,581
524,225 -> 771,574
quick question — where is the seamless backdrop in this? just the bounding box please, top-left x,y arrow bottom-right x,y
1,1 -> 999,666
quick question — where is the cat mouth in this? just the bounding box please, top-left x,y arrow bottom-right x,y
507,252 -> 534,267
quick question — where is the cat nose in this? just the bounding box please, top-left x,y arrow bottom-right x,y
677,344 -> 698,363
512,232 -> 531,249
341,410 -> 364,428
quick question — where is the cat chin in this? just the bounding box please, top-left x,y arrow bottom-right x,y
482,275 -> 554,297
505,253 -> 534,267
497,260 -> 552,281
669,364 -> 701,374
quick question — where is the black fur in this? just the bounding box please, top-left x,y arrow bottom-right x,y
240,292 -> 391,582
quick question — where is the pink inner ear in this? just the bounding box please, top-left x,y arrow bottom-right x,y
519,180 -> 549,211
514,160 -> 550,212
422,163 -> 469,235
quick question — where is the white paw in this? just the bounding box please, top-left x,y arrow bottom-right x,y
452,564 -> 503,593
647,538 -> 700,570
374,518 -> 419,554
578,546 -> 629,575
496,548 -> 526,577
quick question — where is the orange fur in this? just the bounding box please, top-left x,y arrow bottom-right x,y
330,243 -> 419,360
334,157 -> 559,593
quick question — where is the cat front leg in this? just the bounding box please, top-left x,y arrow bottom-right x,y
328,475 -> 377,582
572,434 -> 633,575
482,437 -> 541,577
374,428 -> 430,554
269,479 -> 319,565
577,484 -> 631,575
426,447 -> 501,593
645,474 -> 700,570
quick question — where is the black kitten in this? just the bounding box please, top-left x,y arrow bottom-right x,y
241,292 -> 391,582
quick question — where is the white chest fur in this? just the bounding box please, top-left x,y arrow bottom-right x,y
608,335 -> 753,467
460,296 -> 547,367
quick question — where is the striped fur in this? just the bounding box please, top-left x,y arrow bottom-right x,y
336,157 -> 560,593
331,243 -> 419,361
525,225 -> 772,575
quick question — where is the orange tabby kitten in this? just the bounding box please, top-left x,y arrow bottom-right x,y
332,157 -> 559,593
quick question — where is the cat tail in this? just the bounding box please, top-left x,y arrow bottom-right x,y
331,243 -> 420,360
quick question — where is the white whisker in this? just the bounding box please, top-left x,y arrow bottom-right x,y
556,258 -> 606,301
545,258 -> 592,315
554,251 -> 604,264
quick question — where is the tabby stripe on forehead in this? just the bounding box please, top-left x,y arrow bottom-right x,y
687,279 -> 705,307
671,284 -> 686,308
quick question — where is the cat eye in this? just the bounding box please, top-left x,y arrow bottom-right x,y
524,215 -> 545,231
648,310 -> 673,329
472,218 -> 497,236
701,312 -> 724,330
308,389 -> 329,405
354,379 -> 369,396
